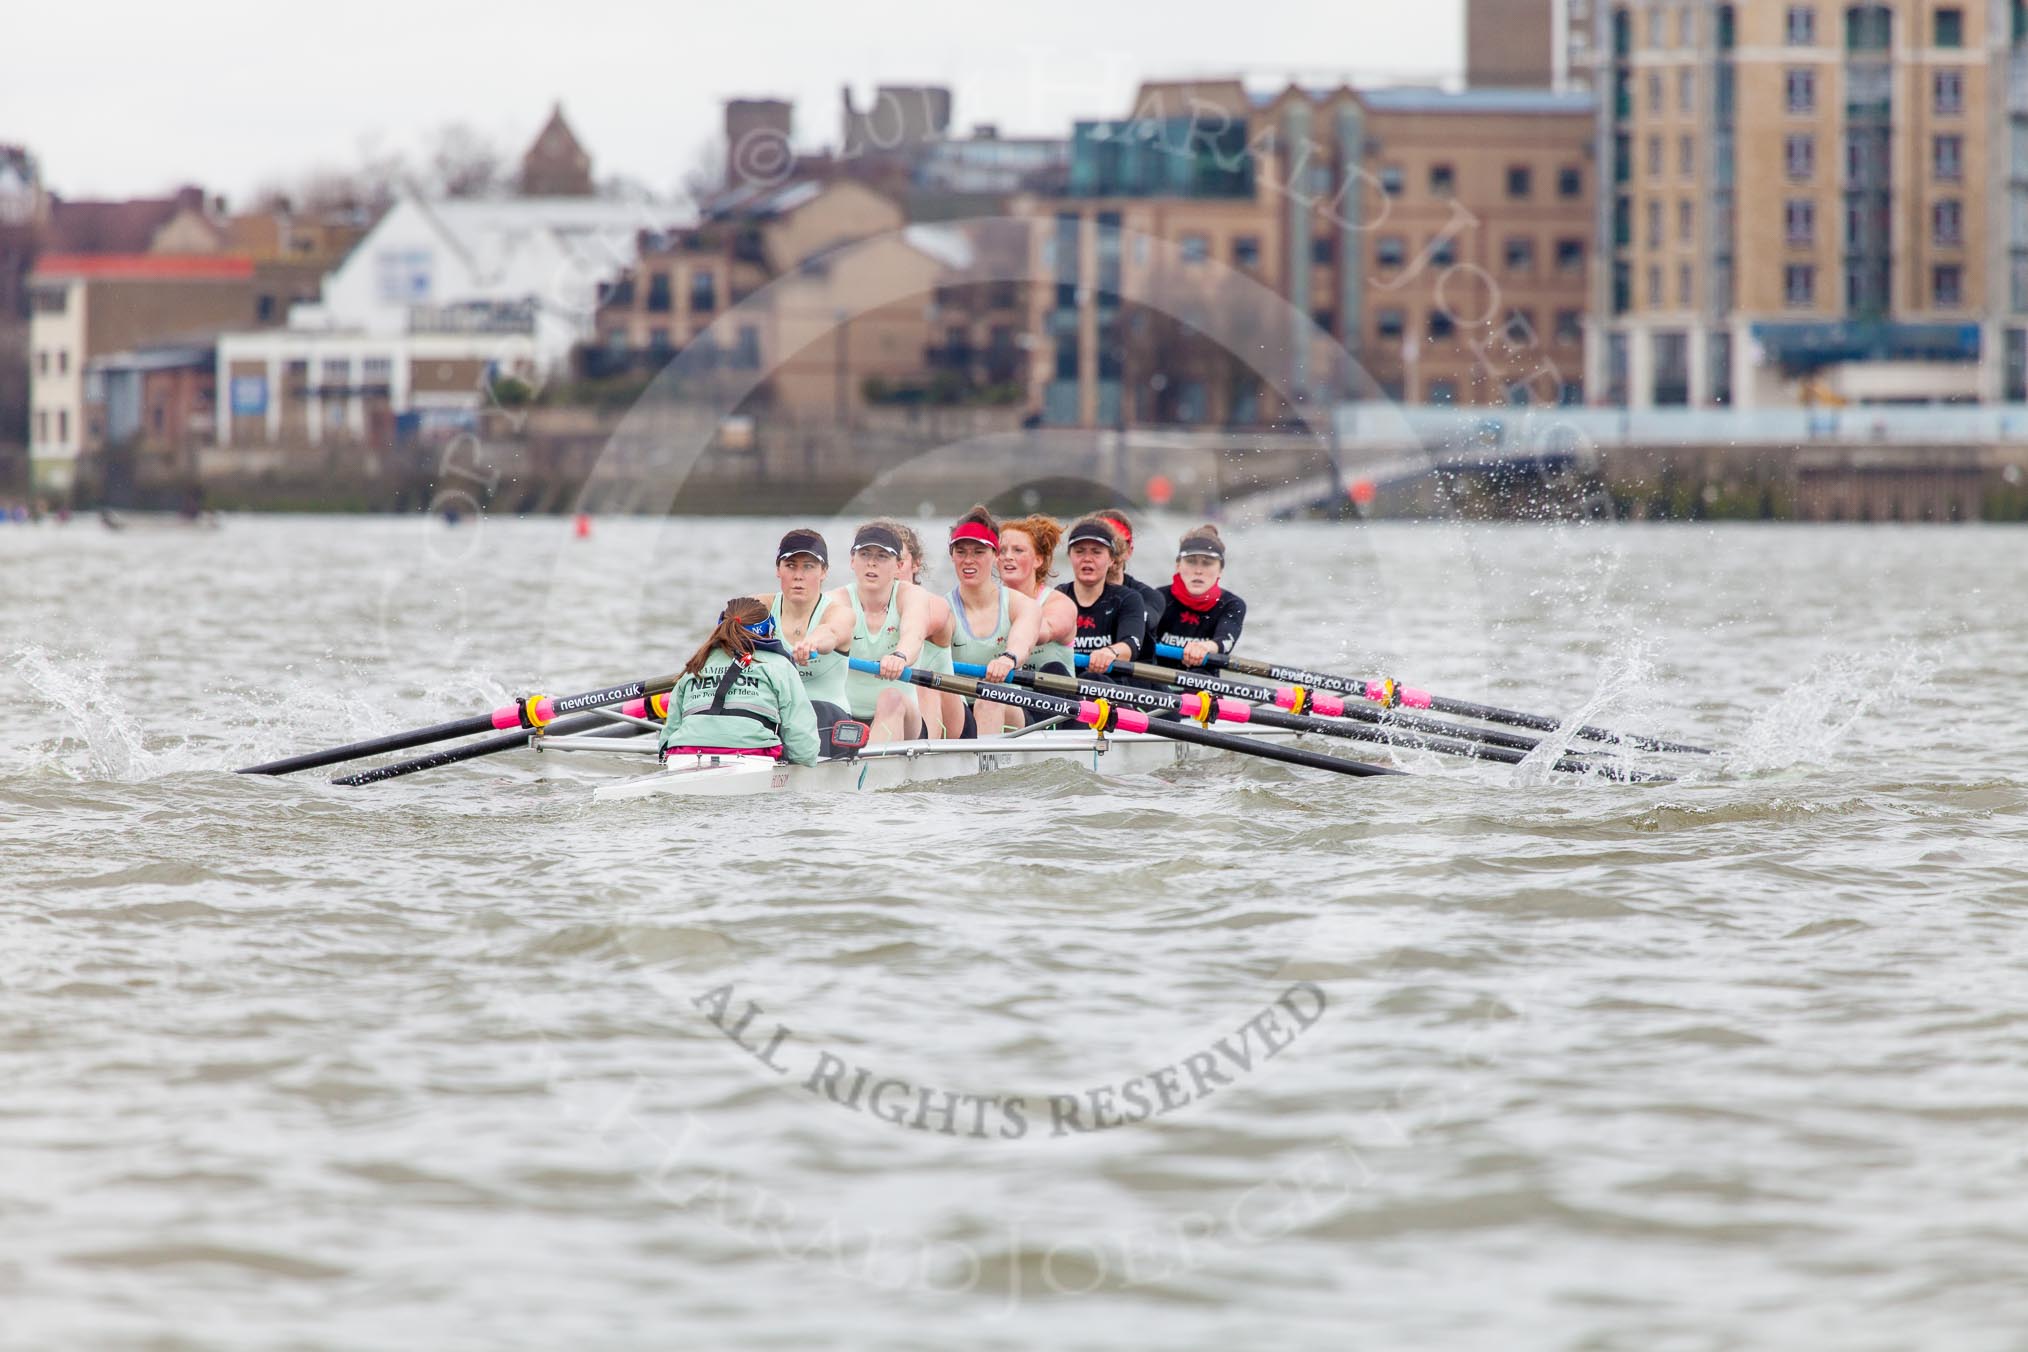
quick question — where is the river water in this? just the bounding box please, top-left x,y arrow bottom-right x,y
3,514 -> 2023,1350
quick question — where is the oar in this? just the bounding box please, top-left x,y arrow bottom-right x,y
332,712 -> 649,786
848,658 -> 1402,779
1094,655 -> 1549,755
238,674 -> 681,775
1158,645 -> 1713,756
958,663 -> 1662,782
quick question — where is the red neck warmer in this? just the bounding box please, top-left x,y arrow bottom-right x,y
1171,572 -> 1222,613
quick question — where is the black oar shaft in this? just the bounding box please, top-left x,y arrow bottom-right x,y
906,667 -> 1402,780
1020,670 -> 1654,781
1110,659 -> 1545,754
238,674 -> 679,776
1215,653 -> 1711,756
332,712 -> 620,786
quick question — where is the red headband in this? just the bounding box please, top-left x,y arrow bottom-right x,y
1101,515 -> 1133,545
950,521 -> 999,551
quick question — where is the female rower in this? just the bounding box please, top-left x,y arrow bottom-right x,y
658,597 -> 820,765
940,505 -> 1039,736
1150,524 -> 1247,668
1058,514 -> 1147,678
999,515 -> 1077,677
835,521 -> 931,744
758,527 -> 856,754
883,519 -> 957,739
1097,509 -> 1169,631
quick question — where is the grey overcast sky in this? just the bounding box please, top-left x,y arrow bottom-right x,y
4,0 -> 1465,204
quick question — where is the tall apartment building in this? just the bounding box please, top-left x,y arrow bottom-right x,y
1593,0 -> 2028,409
1018,80 -> 1594,427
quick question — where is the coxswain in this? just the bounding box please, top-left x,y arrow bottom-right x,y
999,514 -> 1078,677
658,597 -> 820,766
937,505 -> 1040,736
1058,515 -> 1147,678
757,528 -> 856,754
1097,509 -> 1169,630
1149,524 -> 1247,668
835,522 -> 932,744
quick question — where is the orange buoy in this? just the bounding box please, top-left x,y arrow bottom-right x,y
1348,480 -> 1377,507
574,512 -> 592,539
1145,474 -> 1174,507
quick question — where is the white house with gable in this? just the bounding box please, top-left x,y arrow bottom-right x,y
217,193 -> 687,450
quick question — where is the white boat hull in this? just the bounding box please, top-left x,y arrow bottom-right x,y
587,726 -> 1308,802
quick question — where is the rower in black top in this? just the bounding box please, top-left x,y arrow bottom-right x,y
1056,514 -> 1147,678
1150,523 -> 1248,669
1098,510 -> 1169,631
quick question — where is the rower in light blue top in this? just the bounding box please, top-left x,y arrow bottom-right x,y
762,527 -> 855,757
832,521 -> 930,745
924,505 -> 1041,738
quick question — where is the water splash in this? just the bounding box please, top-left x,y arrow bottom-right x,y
1728,643 -> 1938,775
1511,634 -> 1665,787
9,645 -> 163,781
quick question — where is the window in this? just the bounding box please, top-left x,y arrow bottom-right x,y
1376,307 -> 1406,339
1312,237 -> 1335,265
1428,310 -> 1456,341
1786,69 -> 1816,113
1679,5 -> 1695,43
1431,163 -> 1456,195
1935,134 -> 1964,181
1431,236 -> 1457,267
1505,237 -> 1536,272
1935,71 -> 1964,116
1679,200 -> 1695,242
1680,135 -> 1695,176
1558,166 -> 1583,198
1232,235 -> 1261,268
1785,199 -> 1816,243
734,325 -> 762,370
55,409 -> 67,443
320,358 -> 350,388
1312,308 -> 1335,334
690,270 -> 717,312
648,326 -> 671,350
646,271 -> 672,312
1786,4 -> 1816,43
1181,233 -> 1209,263
1648,71 -> 1664,114
1847,4 -> 1891,50
1377,236 -> 1406,268
1935,199 -> 1964,245
1679,70 -> 1695,113
1935,264 -> 1964,305
1648,199 -> 1663,248
1506,165 -> 1533,199
1428,379 -> 1457,405
1785,133 -> 1815,180
1555,309 -> 1584,343
1504,308 -> 1536,344
362,357 -> 392,389
1648,135 -> 1663,178
1380,165 -> 1404,195
35,350 -> 46,375
285,359 -> 308,392
1648,6 -> 1665,45
1785,264 -> 1816,306
56,350 -> 67,375
1935,7 -> 1963,47
35,410 -> 47,443
1679,263 -> 1694,306
1556,238 -> 1585,273
1647,264 -> 1662,305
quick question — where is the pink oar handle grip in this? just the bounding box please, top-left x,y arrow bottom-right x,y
1079,700 -> 1149,734
490,703 -> 522,730
1215,697 -> 1252,723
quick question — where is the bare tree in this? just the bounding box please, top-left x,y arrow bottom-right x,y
426,123 -> 504,199
679,136 -> 725,211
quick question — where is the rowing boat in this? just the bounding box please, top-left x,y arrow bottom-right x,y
537,724 -> 1312,802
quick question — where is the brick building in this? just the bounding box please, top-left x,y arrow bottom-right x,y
519,103 -> 595,197
1019,79 -> 1595,427
1592,0 -> 2028,409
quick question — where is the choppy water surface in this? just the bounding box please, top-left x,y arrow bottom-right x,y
2,515 -> 2023,1350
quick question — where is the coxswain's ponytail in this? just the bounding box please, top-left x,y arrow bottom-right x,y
684,596 -> 775,677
